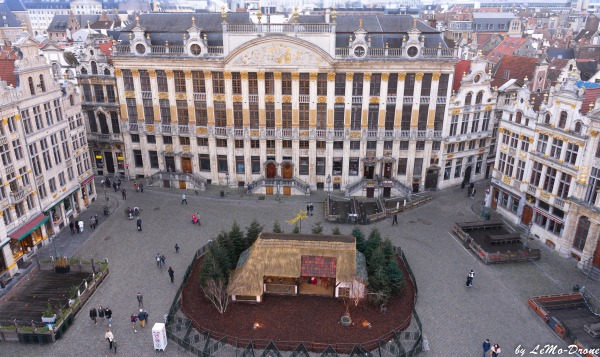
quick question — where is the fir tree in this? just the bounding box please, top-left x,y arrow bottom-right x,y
331,226 -> 341,235
351,226 -> 366,253
244,219 -> 263,250
311,221 -> 324,234
364,228 -> 383,260
215,231 -> 236,269
293,225 -> 300,234
229,221 -> 245,257
273,221 -> 283,233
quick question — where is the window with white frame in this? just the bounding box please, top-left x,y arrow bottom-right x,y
556,173 -> 571,199
516,160 -> 526,181
550,138 -> 563,159
565,143 -> 578,165
536,133 -> 549,154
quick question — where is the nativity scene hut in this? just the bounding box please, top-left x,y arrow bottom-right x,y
229,233 -> 368,303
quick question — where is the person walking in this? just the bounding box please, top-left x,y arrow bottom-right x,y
98,305 -> 105,324
134,181 -> 139,192
175,244 -> 179,254
181,194 -> 187,204
121,189 -> 126,200
156,254 -> 161,267
90,216 -> 96,230
105,329 -> 114,350
112,181 -> 117,192
105,307 -> 112,327
168,267 -> 174,283
69,221 -> 75,234
139,182 -> 143,193
482,339 -> 491,357
471,188 -> 477,199
491,344 -> 501,357
90,307 -> 98,325
117,179 -> 122,190
130,313 -> 138,333
466,270 -> 474,287
78,220 -> 84,234
136,217 -> 142,232
136,292 -> 143,307
137,309 -> 147,328
160,255 -> 166,268
392,213 -> 398,225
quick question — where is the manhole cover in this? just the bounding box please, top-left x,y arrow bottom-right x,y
104,236 -> 111,241
153,207 -> 160,211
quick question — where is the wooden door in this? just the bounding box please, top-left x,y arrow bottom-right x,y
283,186 -> 291,196
266,163 -> 277,178
491,188 -> 499,209
165,156 -> 175,172
383,163 -> 392,179
383,187 -> 391,198
266,186 -> 274,195
521,205 -> 533,225
179,181 -> 186,189
366,187 -> 374,198
593,240 -> 600,268
282,162 -> 293,179
364,164 -> 374,179
182,158 -> 192,173
425,169 -> 439,191
163,180 -> 171,189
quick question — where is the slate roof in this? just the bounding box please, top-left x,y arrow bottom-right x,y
472,13 -> 516,19
333,15 -> 439,33
577,60 -> 598,81
0,4 -> 24,27
546,48 -> 574,60
453,59 -> 471,92
487,37 -> 529,63
4,0 -> 27,12
491,55 -> 538,88
546,58 -> 570,84
121,12 -> 252,32
47,14 -> 100,32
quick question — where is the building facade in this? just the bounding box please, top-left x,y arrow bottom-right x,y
112,12 -> 457,197
0,34 -> 96,279
490,74 -> 600,269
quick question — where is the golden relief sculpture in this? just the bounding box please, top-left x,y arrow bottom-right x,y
158,92 -> 169,99
233,95 -> 243,102
14,113 -> 20,120
184,70 -> 192,79
291,72 -> 300,80
240,72 -> 248,80
196,127 -> 208,134
214,94 -> 225,101
257,72 -> 265,80
249,129 -> 260,137
415,73 -> 424,81
125,91 -> 135,98
369,97 -> 380,103
451,109 -> 460,115
148,69 -> 156,78
282,95 -> 292,103
233,43 -> 325,66
224,72 -> 232,80
309,73 -> 318,80
166,70 -> 173,78
349,131 -> 361,138
146,125 -> 155,132
131,69 -> 139,77
114,69 -> 122,76
398,73 -> 406,80
346,73 -> 354,81
590,130 -> 599,137
203,70 -> 212,77
335,97 -> 345,103
382,73 -> 390,80
182,146 -> 191,152
363,73 -> 372,81
165,145 -> 173,151
265,95 -> 275,102
327,72 -> 336,81
317,96 -> 327,103
274,72 -> 282,80
176,93 -> 186,100
432,72 -> 441,81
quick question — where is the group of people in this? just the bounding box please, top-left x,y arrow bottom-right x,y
109,178 -> 122,192
89,214 -> 99,229
467,183 -> 477,199
191,212 -> 201,225
133,181 -> 144,193
69,220 -> 85,234
483,339 -> 501,357
130,308 -> 149,333
306,203 -> 314,216
89,306 -> 113,326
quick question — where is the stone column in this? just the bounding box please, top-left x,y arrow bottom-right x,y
580,220 -> 600,269
148,70 -> 160,124
203,71 -> 214,126
410,72 -> 424,129
114,69 -> 127,123
185,70 -> 195,125
165,70 -> 177,125
291,72 -> 300,129
361,72 -> 370,129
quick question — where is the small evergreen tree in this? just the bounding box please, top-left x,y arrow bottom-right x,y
215,231 -> 236,269
273,221 -> 283,233
293,225 -> 300,234
229,221 -> 245,257
364,228 -> 382,260
380,238 -> 395,261
244,219 -> 263,249
352,226 -> 366,253
385,260 -> 405,294
311,221 -> 324,234
331,226 -> 341,235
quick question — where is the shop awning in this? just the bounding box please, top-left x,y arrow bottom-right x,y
43,187 -> 80,213
80,175 -> 94,187
9,214 -> 49,241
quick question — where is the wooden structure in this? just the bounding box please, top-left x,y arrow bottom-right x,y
228,233 -> 368,303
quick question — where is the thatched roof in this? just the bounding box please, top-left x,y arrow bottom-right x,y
229,233 -> 358,297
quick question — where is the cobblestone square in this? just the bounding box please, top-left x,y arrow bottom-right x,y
1,179 -> 597,356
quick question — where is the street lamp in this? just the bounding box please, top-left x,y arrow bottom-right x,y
225,173 -> 229,187
523,221 -> 532,250
326,174 -> 331,192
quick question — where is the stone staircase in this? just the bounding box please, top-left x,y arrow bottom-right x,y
345,177 -> 412,198
146,171 -> 207,191
247,176 -> 311,195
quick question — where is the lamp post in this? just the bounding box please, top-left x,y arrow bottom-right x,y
523,221 -> 532,250
275,177 -> 281,203
225,173 -> 229,187
326,174 -> 331,192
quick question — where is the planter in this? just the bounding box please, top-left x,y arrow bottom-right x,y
41,314 -> 56,324
340,314 -> 352,327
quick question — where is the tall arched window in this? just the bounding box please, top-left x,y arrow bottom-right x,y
51,63 -> 60,78
91,61 -> 98,75
545,113 -> 551,124
28,77 -> 35,95
39,74 -> 46,92
465,92 -> 473,105
574,121 -> 582,134
69,95 -> 74,106
104,68 -> 110,75
80,67 -> 87,75
573,216 -> 591,251
515,111 -> 522,124
475,91 -> 484,104
558,111 -> 568,129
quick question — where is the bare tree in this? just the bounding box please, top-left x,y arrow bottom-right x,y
349,279 -> 365,307
201,278 -> 243,315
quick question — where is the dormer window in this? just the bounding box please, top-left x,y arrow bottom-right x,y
558,111 -> 568,129
28,77 -> 35,95
39,75 -> 46,92
465,92 -> 472,105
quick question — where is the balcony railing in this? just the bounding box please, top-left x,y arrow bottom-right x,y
129,123 -> 139,132
193,93 -> 206,101
161,124 -> 172,134
214,127 -> 227,136
352,96 -> 362,104
384,130 -> 394,138
299,95 -> 310,103
316,129 -> 326,138
386,96 -> 396,104
335,47 -> 456,59
528,184 -> 537,194
437,96 -> 447,104
333,130 -> 344,138
226,23 -> 335,34
234,128 -> 244,137
10,187 -> 28,202
178,125 -> 190,134
248,94 -> 259,103
0,136 -> 8,146
265,129 -> 275,137
403,96 -> 413,104
141,91 -> 152,99
367,130 -> 378,138
400,130 -> 410,138
420,97 -> 430,104
282,129 -> 292,138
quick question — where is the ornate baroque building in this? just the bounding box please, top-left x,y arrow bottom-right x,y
112,12 -> 457,196
0,34 -> 96,279
491,74 -> 600,271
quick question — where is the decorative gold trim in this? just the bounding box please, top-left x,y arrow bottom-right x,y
282,95 -> 292,103
317,96 -> 327,103
363,73 -> 372,81
131,69 -> 139,77
184,70 -> 192,79
203,70 -> 212,77
125,91 -> 135,98
233,95 -> 243,102
257,72 -> 265,80
146,124 -> 155,132
415,72 -> 424,81
158,92 -> 169,99
309,73 -> 318,80
335,97 -> 345,103
327,72 -> 335,81
176,93 -> 186,100
249,129 -> 259,137
214,94 -> 225,101
291,72 -> 300,80
432,72 -> 441,81
346,73 -> 354,81
349,131 -> 361,138
381,73 -> 390,80
265,95 -> 275,102
165,70 -> 173,79
148,69 -> 156,78
274,72 -> 282,80
240,72 -> 248,80
196,127 -> 208,134
369,97 -> 380,103
114,69 -> 122,76
398,73 -> 406,80
223,71 -> 232,80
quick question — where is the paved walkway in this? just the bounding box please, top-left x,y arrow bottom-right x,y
0,179 -> 598,356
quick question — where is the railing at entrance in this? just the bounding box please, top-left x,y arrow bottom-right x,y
247,176 -> 311,195
345,177 -> 412,198
146,171 -> 207,191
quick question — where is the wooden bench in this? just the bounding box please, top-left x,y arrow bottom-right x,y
584,323 -> 600,338
488,233 -> 522,245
